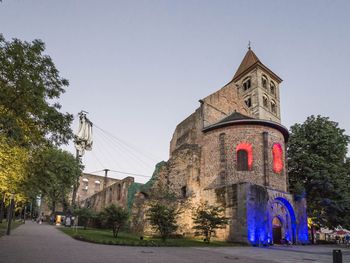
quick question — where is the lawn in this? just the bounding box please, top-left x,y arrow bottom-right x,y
59,227 -> 241,247
0,220 -> 23,237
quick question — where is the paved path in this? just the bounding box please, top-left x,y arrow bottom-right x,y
0,221 -> 349,263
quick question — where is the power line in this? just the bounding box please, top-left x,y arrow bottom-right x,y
94,123 -> 161,162
109,169 -> 151,178
85,169 -> 150,178
94,127 -> 154,170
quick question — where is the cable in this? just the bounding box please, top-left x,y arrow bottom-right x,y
94,123 -> 161,162
109,169 -> 151,178
94,127 -> 154,170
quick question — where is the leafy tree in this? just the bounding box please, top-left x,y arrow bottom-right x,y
100,204 -> 129,238
26,146 -> 81,214
0,136 -> 28,197
0,34 -> 73,147
192,203 -> 228,243
147,202 -> 179,241
74,207 -> 95,230
288,115 -> 350,228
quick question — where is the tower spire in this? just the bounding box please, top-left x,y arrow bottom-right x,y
248,40 -> 251,50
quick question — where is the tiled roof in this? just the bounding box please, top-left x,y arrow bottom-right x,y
232,49 -> 282,83
232,49 -> 260,81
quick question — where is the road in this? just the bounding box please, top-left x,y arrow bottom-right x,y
0,221 -> 349,263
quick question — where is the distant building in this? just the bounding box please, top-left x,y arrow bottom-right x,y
76,173 -> 119,203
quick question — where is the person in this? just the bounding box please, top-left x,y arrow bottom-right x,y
65,216 -> 71,227
335,235 -> 340,244
345,234 -> 350,248
49,214 -> 54,225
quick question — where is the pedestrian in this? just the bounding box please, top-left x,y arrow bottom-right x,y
345,234 -> 350,248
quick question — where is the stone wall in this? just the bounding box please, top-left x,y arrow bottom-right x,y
81,176 -> 134,212
76,173 -> 120,203
202,125 -> 287,192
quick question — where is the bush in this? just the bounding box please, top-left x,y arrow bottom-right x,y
147,202 -> 179,241
100,204 -> 129,238
74,207 -> 95,229
192,203 -> 228,243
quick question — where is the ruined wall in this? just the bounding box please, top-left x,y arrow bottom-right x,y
81,176 -> 134,212
169,82 -> 250,156
76,173 -> 119,203
202,82 -> 250,128
169,109 -> 202,156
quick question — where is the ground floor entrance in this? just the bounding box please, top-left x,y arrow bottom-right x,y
272,216 -> 282,244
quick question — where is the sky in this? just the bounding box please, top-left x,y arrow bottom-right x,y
1,0 -> 350,183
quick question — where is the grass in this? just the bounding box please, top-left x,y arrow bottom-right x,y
0,220 -> 24,237
59,227 -> 241,247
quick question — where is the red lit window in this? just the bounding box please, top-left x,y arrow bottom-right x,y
272,143 -> 283,173
236,143 -> 253,171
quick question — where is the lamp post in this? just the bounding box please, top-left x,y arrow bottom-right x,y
6,193 -> 15,235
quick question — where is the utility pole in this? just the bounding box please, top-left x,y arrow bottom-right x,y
71,149 -> 81,207
6,194 -> 15,236
72,111 -> 93,207
103,169 -> 110,189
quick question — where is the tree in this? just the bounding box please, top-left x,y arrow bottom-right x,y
288,115 -> 350,228
0,34 -> 73,147
100,204 -> 129,238
192,203 -> 228,243
26,146 -> 81,214
74,207 -> 95,230
147,202 -> 179,241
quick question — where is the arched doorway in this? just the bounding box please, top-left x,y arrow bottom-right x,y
272,217 -> 282,244
269,197 -> 297,244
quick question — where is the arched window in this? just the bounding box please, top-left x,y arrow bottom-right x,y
244,96 -> 252,108
270,82 -> 276,96
263,94 -> 269,108
236,143 -> 253,171
272,143 -> 283,173
262,75 -> 267,89
271,100 -> 277,114
243,78 -> 251,91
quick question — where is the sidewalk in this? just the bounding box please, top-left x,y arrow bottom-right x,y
0,221 -> 267,263
1,221 -> 349,263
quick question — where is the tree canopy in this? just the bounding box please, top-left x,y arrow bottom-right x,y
26,146 -> 81,214
288,115 -> 350,228
0,34 -> 73,147
0,34 -> 76,211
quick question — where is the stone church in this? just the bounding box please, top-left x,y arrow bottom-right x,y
132,48 -> 309,245
81,48 -> 309,245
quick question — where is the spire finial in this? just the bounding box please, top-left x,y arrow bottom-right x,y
248,40 -> 251,50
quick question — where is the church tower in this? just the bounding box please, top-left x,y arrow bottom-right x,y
232,48 -> 283,123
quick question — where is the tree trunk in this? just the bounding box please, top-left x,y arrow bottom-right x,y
52,200 -> 56,215
311,225 -> 315,244
0,193 -> 5,223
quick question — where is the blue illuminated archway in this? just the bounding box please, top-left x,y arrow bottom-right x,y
274,197 -> 297,244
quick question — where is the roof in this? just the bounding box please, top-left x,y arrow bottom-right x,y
232,49 -> 261,80
203,113 -> 289,142
232,48 -> 283,83
217,111 -> 253,123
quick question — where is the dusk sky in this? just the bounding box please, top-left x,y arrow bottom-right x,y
1,0 -> 349,183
